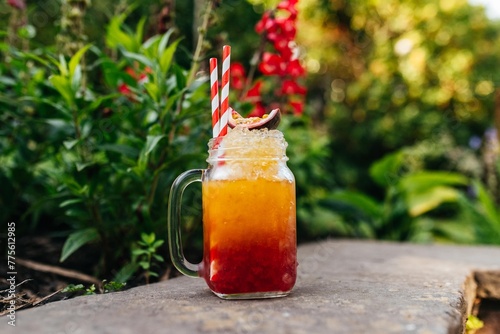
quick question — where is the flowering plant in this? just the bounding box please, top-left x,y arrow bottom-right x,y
230,0 -> 307,116
7,0 -> 25,10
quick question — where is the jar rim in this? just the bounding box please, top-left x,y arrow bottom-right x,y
206,151 -> 289,163
207,132 -> 285,150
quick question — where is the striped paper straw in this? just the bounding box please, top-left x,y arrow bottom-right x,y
209,58 -> 220,138
219,45 -> 231,137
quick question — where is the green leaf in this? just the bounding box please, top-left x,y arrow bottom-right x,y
172,64 -> 187,90
69,44 -> 92,79
159,38 -> 182,75
161,89 -> 185,120
299,206 -> 349,237
71,64 -> 82,92
106,14 -> 136,51
103,281 -> 127,293
121,50 -> 154,69
135,17 -> 147,49
144,135 -> 165,156
457,194 -> 500,244
138,261 -> 150,270
431,219 -> 477,244
142,35 -> 161,52
472,180 -> 500,226
144,82 -> 160,103
406,186 -> 460,217
61,177 -> 85,194
58,54 -> 68,77
84,93 -> 119,113
152,239 -> 164,248
62,284 -> 85,293
369,151 -> 404,187
113,263 -> 139,283
19,52 -> 50,67
49,75 -> 74,107
399,171 -> 468,194
132,249 -> 148,256
59,198 -> 83,208
63,139 -> 79,150
68,45 -> 91,92
85,284 -> 96,295
157,29 -> 175,56
152,254 -> 164,262
60,228 -> 100,262
148,123 -> 163,136
141,232 -> 156,245
76,162 -> 95,172
329,190 -> 382,219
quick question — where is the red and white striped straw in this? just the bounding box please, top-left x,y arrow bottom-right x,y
219,45 -> 231,137
209,58 -> 220,138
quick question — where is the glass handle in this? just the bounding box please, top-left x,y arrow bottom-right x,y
167,169 -> 203,277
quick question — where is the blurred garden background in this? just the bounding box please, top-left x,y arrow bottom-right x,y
1,0 -> 500,293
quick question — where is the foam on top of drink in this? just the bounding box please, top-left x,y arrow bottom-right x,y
207,127 -> 290,180
209,127 -> 287,159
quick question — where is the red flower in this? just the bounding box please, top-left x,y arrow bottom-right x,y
276,17 -> 297,40
118,83 -> 132,95
289,101 -> 304,115
230,62 -> 246,90
287,59 -> 306,77
273,36 -> 292,59
125,66 -> 152,84
248,102 -> 266,117
248,0 -> 307,117
255,12 -> 272,34
137,73 -> 149,85
125,67 -> 136,78
264,18 -> 296,46
118,83 -> 138,102
277,0 -> 298,18
281,80 -> 307,95
7,0 -> 26,10
259,52 -> 286,76
244,81 -> 263,103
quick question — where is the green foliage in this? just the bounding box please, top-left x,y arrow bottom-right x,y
325,146 -> 476,242
62,281 -> 126,296
458,180 -> 500,244
324,141 -> 500,245
280,116 -> 341,239
61,284 -> 86,294
131,233 -> 165,283
1,10 -> 211,279
103,280 -> 127,293
300,0 -> 500,197
61,283 -> 96,295
60,228 -> 100,262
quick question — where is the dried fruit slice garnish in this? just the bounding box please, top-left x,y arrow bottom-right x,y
228,108 -> 281,130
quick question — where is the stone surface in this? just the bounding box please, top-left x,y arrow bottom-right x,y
2,240 -> 500,334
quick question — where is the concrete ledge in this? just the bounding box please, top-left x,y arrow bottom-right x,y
2,240 -> 500,334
